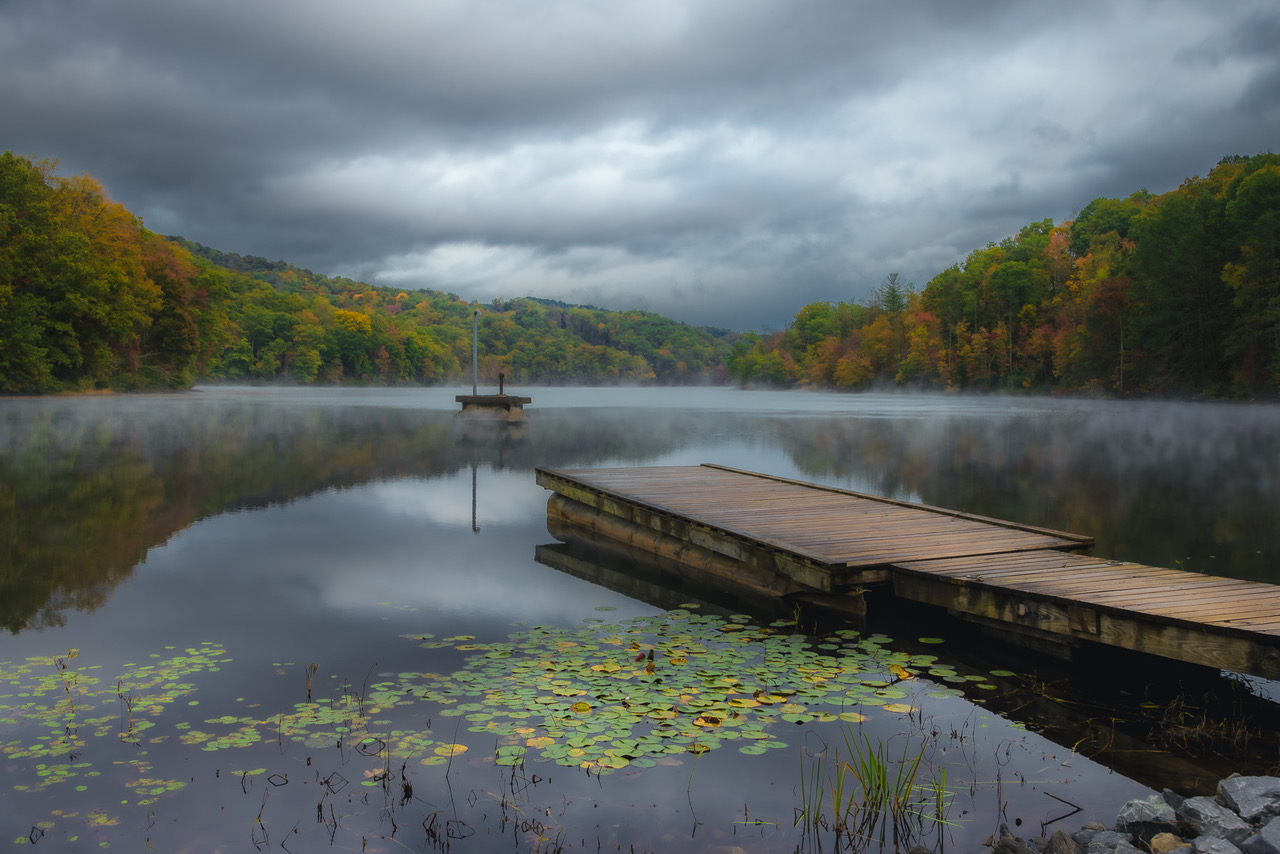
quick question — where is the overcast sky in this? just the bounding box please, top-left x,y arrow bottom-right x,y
3,1 -> 1278,330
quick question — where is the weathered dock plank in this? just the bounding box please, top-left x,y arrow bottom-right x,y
536,464 -> 1089,575
537,463 -> 1280,679
894,551 -> 1280,677
893,552 -> 1280,633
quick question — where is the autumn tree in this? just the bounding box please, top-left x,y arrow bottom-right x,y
1221,157 -> 1280,392
1126,160 -> 1243,394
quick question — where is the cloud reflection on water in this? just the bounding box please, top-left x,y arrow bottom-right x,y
128,471 -> 654,640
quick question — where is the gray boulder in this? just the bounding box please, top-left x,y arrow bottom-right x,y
1241,816 -> 1280,854
1194,837 -> 1244,854
1091,831 -> 1135,849
1074,824 -> 1109,845
1180,795 -> 1254,845
1220,778 -> 1280,825
1117,794 -> 1180,845
1087,833 -> 1138,854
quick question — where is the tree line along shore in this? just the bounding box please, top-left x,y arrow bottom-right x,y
2,151 -> 1277,398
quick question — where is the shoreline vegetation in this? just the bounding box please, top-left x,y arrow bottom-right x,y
2,150 -> 1278,399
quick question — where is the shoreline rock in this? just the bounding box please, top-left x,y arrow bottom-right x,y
984,776 -> 1280,854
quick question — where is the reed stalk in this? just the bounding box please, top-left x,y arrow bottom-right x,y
797,726 -> 953,851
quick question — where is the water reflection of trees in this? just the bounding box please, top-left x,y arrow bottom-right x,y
1,402 -> 444,631
767,406 -> 1280,582
0,400 -> 719,631
3,396 -> 1277,632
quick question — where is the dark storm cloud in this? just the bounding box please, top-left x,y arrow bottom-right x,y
2,0 -> 1277,330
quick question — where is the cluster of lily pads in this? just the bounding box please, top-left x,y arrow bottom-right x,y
1,607 -> 1017,844
386,607 -> 993,772
0,643 -> 229,801
1,643 -> 230,842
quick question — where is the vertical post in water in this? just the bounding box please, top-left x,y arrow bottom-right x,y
470,448 -> 479,534
471,308 -> 479,396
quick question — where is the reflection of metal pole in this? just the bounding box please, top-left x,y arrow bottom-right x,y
471,449 -> 479,534
471,309 -> 479,396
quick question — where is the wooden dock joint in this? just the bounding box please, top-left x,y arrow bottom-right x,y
1067,605 -> 1100,635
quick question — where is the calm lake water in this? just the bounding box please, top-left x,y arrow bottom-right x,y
2,386 -> 1278,853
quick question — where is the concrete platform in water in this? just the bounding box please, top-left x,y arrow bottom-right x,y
536,463 -> 1280,680
455,393 -> 531,421
456,374 -> 531,422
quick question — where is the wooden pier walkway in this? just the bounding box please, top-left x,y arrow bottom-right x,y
536,464 -> 1280,680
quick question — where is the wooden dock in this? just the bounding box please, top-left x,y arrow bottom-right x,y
536,464 -> 1280,680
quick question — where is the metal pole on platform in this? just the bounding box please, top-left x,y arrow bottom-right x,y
471,309 -> 479,396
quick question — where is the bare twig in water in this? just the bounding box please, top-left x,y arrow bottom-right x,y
251,789 -> 270,849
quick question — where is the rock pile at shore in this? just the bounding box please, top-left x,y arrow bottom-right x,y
983,776 -> 1280,854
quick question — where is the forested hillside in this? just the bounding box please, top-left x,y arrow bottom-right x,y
4,151 -> 1277,397
0,152 -> 734,393
730,153 -> 1280,398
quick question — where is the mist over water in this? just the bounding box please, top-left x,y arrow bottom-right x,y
1,386 -> 1277,852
